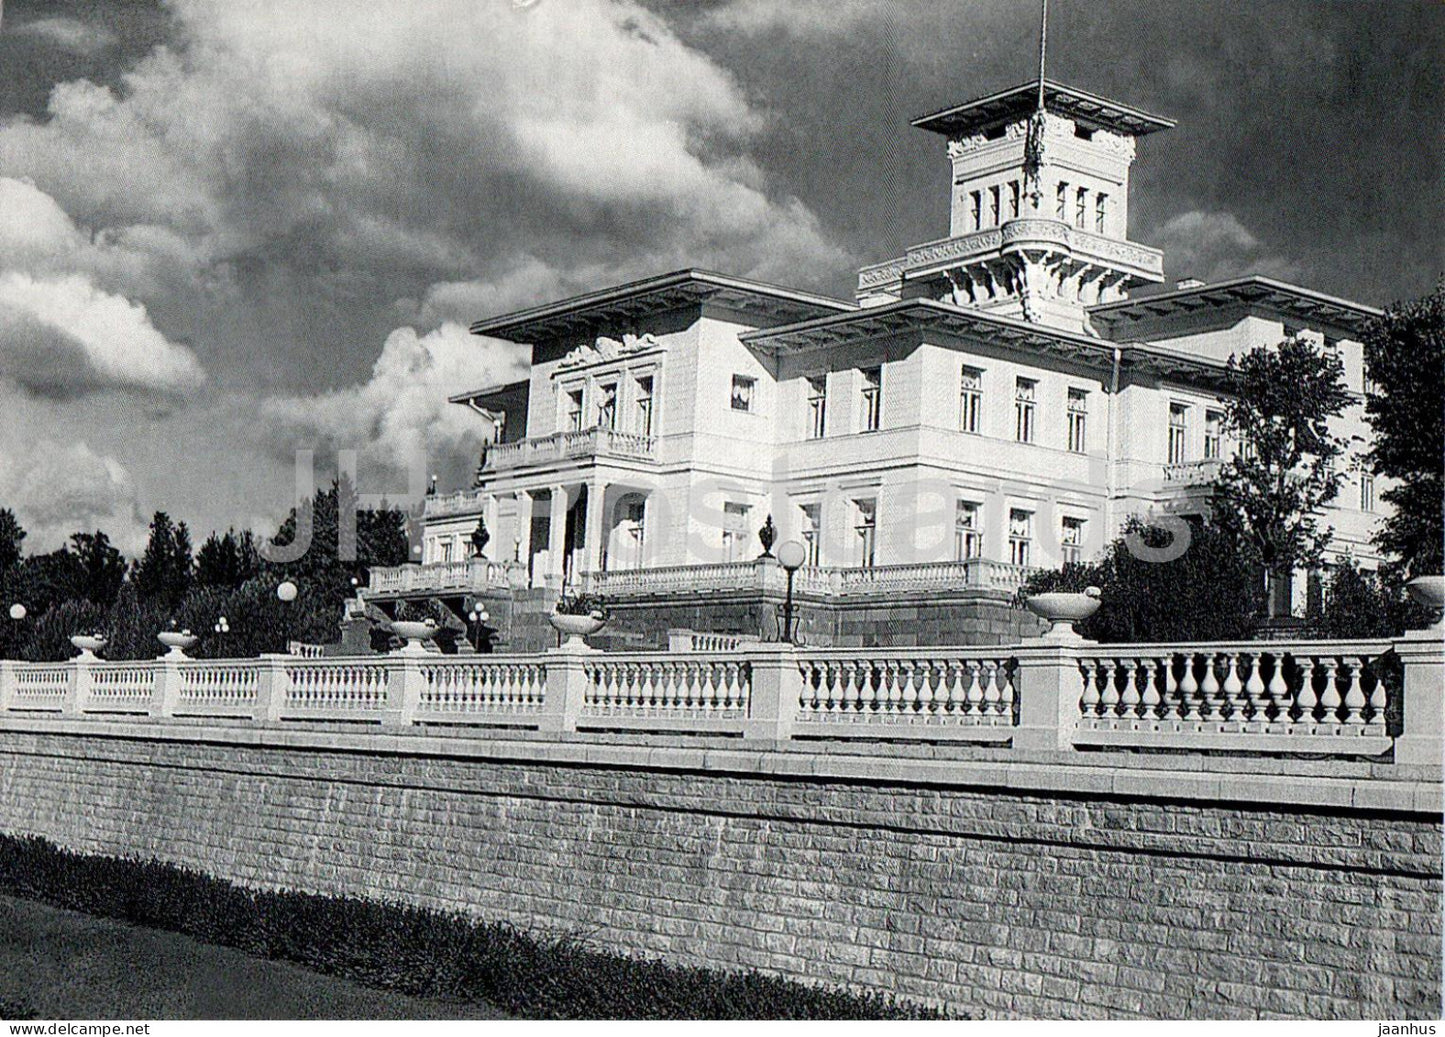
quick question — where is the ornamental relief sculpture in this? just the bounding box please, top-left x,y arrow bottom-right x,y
557,331 -> 660,369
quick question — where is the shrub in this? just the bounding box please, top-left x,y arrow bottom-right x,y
0,833 -> 947,1020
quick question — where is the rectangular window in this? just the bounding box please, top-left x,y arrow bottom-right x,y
1061,516 -> 1086,565
1015,377 -> 1037,443
1362,370 -> 1377,396
634,375 -> 654,436
1168,403 -> 1189,464
955,500 -> 982,561
807,375 -> 827,439
1204,409 -> 1223,460
970,190 -> 983,231
989,184 -> 1001,226
959,366 -> 983,433
731,374 -> 756,412
438,540 -> 454,564
800,503 -> 821,567
1008,181 -> 1021,219
1360,474 -> 1375,512
1095,193 -> 1108,233
855,499 -> 877,568
860,367 -> 882,432
1008,509 -> 1034,568
1067,388 -> 1088,453
564,387 -> 584,432
721,502 -> 750,562
1075,186 -> 1088,229
1056,182 -> 1068,220
596,381 -> 617,431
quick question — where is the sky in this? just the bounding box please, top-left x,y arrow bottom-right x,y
0,0 -> 1440,555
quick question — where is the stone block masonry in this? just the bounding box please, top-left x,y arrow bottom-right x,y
0,722 -> 1436,1020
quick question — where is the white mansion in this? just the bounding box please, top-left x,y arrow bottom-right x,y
367,80 -> 1384,648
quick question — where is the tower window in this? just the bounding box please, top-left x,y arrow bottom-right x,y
1360,474 -> 1375,512
1056,182 -> 1068,220
1009,181 -> 1021,219
634,375 -> 654,436
596,381 -> 617,430
970,190 -> 983,231
1076,187 -> 1088,229
1015,377 -> 1037,443
731,374 -> 756,412
1095,193 -> 1108,233
807,375 -> 827,439
1204,409 -> 1223,460
860,367 -> 882,432
855,498 -> 877,568
564,387 -> 584,432
959,366 -> 983,434
989,185 -> 1001,226
1067,388 -> 1088,453
1168,403 -> 1189,464
955,500 -> 982,561
1008,509 -> 1034,567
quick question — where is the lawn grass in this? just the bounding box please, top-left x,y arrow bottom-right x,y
0,833 -> 946,1020
0,894 -> 497,1020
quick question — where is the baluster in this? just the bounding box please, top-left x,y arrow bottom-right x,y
1140,656 -> 1162,719
965,661 -> 984,716
798,663 -> 814,714
1197,654 -> 1221,720
1117,658 -> 1140,719
1098,659 -> 1118,718
981,661 -> 1002,717
918,659 -> 937,714
1221,654 -> 1243,720
994,661 -> 1015,719
1078,659 -> 1100,717
1317,657 -> 1342,724
1178,654 -> 1199,720
1266,655 -> 1290,723
883,660 -> 902,714
1243,654 -> 1266,721
1365,659 -> 1387,726
943,659 -> 963,714
1341,656 -> 1366,725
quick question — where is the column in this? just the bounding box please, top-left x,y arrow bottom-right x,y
547,484 -> 571,584
583,481 -> 607,576
514,490 -> 533,574
484,493 -> 500,551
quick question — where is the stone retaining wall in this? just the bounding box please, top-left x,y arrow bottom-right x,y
0,725 -> 1437,1019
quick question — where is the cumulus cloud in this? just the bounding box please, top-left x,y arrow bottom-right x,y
1152,210 -> 1303,286
259,322 -> 529,488
0,386 -> 148,554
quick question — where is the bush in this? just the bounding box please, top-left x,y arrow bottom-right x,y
0,833 -> 947,1020
1308,559 -> 1433,639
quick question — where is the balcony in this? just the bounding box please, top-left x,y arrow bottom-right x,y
365,559 -> 525,597
482,428 -> 657,474
1162,458 -> 1223,486
582,557 -> 1038,599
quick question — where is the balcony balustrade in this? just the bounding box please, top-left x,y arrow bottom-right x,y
1,629 -> 1436,763
366,558 -> 524,596
483,427 -> 657,474
1162,458 -> 1223,485
581,557 -> 1037,598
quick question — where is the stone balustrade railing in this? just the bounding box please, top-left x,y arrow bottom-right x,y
1162,458 -> 1223,485
584,557 -> 1038,598
477,427 -> 658,476
1,629 -> 1437,763
367,558 -> 524,596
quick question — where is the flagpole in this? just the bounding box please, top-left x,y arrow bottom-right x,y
1037,0 -> 1048,111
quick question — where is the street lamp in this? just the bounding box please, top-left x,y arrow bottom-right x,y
276,581 -> 298,602
467,604 -> 490,652
775,539 -> 807,644
213,615 -> 230,635
7,604 -> 25,621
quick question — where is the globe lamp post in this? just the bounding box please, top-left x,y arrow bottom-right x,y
775,539 -> 807,644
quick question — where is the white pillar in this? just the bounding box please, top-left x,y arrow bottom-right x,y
515,490 -> 533,570
584,481 -> 607,575
484,493 -> 500,554
547,484 -> 571,583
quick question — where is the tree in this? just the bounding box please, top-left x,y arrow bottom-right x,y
1307,557 -> 1433,640
68,531 -> 127,608
1210,337 -> 1354,617
1361,281 -> 1445,576
1023,517 -> 1259,643
195,529 -> 261,589
0,509 -> 24,574
132,512 -> 194,610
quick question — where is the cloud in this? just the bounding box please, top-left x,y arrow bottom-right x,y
0,386 -> 147,554
258,321 -> 529,487
12,16 -> 119,55
1151,210 -> 1303,286
0,271 -> 205,399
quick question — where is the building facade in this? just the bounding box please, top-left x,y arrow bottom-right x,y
368,79 -> 1385,648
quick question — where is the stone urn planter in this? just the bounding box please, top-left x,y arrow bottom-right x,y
1406,575 -> 1445,630
390,619 -> 439,654
157,630 -> 199,659
1024,587 -> 1102,641
549,612 -> 606,648
69,634 -> 106,660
